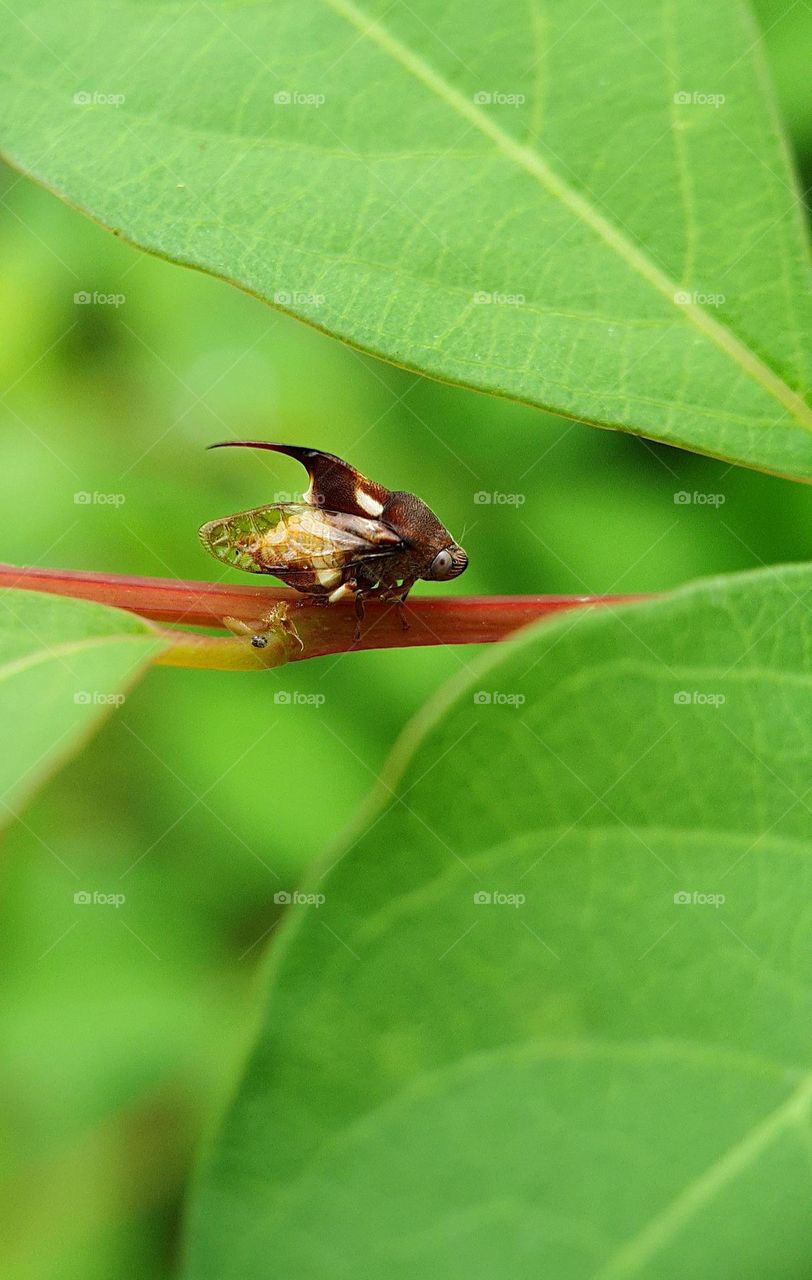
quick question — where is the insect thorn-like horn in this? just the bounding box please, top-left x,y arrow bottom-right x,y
206,441 -> 391,517
206,440 -> 313,453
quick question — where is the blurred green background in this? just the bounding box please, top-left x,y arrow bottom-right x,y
0,2 -> 809,1275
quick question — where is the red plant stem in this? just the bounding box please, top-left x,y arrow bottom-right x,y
0,562 -> 643,669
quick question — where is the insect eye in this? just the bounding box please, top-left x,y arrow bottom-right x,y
429,549 -> 454,579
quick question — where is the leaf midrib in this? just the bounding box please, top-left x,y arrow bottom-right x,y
325,0 -> 812,432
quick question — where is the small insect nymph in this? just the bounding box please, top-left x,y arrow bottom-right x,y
199,442 -> 468,641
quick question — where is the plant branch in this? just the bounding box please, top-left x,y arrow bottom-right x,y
0,562 -> 644,670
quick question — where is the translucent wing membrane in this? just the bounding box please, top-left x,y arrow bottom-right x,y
198,503 -> 402,576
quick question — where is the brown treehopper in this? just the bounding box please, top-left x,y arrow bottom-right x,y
199,442 -> 468,645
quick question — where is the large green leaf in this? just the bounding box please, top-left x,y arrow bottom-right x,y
0,589 -> 162,823
185,563 -> 812,1279
1,1 -> 810,478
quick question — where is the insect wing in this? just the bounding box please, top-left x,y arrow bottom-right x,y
198,503 -> 402,576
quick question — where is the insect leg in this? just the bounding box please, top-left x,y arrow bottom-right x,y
353,589 -> 366,644
395,581 -> 415,632
321,577 -> 364,637
369,580 -> 414,631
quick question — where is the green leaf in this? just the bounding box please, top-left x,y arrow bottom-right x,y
185,564 -> 812,1279
0,589 -> 162,824
1,2 -> 810,480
